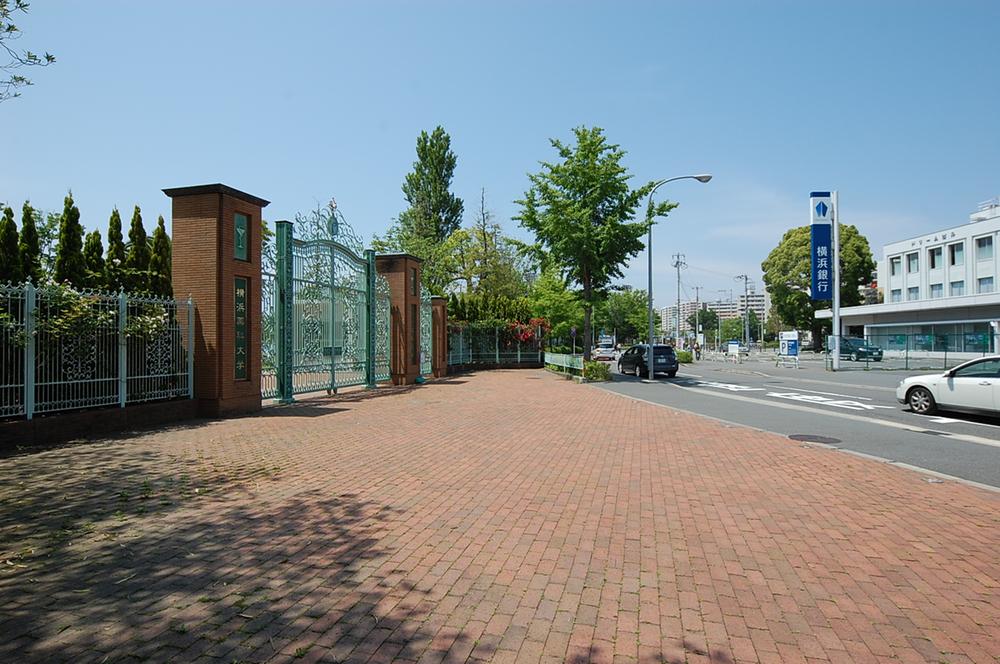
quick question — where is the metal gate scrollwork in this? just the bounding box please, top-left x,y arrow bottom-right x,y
419,290 -> 432,377
261,201 -> 392,402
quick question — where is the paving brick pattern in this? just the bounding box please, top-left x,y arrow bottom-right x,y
0,370 -> 997,663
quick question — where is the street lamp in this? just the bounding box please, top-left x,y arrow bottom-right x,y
646,174 -> 712,374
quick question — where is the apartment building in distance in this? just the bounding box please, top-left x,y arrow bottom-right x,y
705,290 -> 770,322
660,301 -> 707,336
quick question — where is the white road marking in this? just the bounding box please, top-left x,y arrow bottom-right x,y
774,386 -> 874,401
926,416 -> 998,428
691,380 -> 886,409
596,388 -> 1000,493
696,380 -> 764,392
765,392 -> 893,411
664,382 -> 1000,449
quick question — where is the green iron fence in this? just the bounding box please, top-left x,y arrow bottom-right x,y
447,326 -> 543,367
826,332 -> 996,371
261,207 -> 391,402
1,282 -> 194,420
543,352 -> 584,374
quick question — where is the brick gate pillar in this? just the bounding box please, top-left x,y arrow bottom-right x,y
431,296 -> 448,378
374,254 -> 423,385
164,183 -> 270,416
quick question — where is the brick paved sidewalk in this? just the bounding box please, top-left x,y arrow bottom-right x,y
0,370 -> 996,664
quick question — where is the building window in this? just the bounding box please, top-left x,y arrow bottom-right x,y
890,256 -> 901,276
907,286 -> 919,300
929,283 -> 943,298
976,236 -> 993,261
890,289 -> 902,303
410,267 -> 417,295
928,247 -> 942,270
906,252 -> 919,273
950,280 -> 965,296
978,276 -> 994,294
949,242 -> 964,266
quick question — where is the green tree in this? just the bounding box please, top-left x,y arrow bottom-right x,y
105,207 -> 126,290
124,205 -> 150,293
721,318 -> 745,343
18,201 -> 41,283
686,307 -> 719,337
398,126 -> 464,242
0,205 -> 21,283
83,229 -> 105,289
54,192 -> 86,287
527,266 -> 584,342
746,308 -> 760,342
594,288 -> 656,343
515,126 -> 674,360
374,126 -> 464,294
761,224 -> 875,347
450,189 -> 531,299
1,0 -> 55,102
148,215 -> 172,297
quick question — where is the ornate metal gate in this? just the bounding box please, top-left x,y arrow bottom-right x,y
419,291 -> 432,377
261,203 -> 390,402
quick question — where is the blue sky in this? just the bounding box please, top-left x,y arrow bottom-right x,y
3,1 -> 999,308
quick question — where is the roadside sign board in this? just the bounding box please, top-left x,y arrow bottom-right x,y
779,330 -> 799,357
727,341 -> 740,355
810,191 -> 833,301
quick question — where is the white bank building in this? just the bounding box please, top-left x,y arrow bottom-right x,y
818,198 -> 1000,355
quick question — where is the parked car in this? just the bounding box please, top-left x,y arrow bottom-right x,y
617,344 -> 678,378
896,356 -> 1000,415
592,344 -> 616,361
839,337 -> 883,362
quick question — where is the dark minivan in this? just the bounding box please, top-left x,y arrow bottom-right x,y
617,344 -> 679,378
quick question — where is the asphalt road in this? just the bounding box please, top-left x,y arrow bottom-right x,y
596,355 -> 1000,490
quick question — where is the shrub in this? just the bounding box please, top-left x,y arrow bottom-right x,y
584,360 -> 611,381
676,350 -> 693,363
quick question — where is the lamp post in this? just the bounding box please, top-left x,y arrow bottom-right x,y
646,174 -> 712,375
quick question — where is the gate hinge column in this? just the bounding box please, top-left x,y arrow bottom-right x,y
365,249 -> 376,389
276,220 -> 295,403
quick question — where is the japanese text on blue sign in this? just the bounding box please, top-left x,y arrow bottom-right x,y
810,192 -> 833,301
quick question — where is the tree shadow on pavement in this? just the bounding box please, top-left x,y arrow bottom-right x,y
0,457 -> 490,663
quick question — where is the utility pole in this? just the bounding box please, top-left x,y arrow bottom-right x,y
735,275 -> 751,346
692,285 -> 703,349
672,253 -> 686,346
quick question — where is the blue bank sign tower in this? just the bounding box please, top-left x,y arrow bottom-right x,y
810,191 -> 841,370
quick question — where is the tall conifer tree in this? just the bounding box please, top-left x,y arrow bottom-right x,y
148,215 -> 172,297
19,202 -> 42,283
54,192 -> 86,287
124,205 -> 150,293
83,230 -> 105,289
105,207 -> 126,290
0,206 -> 22,284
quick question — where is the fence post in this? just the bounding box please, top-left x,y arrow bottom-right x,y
364,249 -> 376,388
187,296 -> 194,399
24,283 -> 35,420
495,327 -> 500,365
276,220 -> 294,403
118,290 -> 128,408
517,339 -> 521,365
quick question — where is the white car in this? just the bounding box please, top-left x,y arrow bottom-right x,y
592,345 -> 616,361
896,356 -> 1000,415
